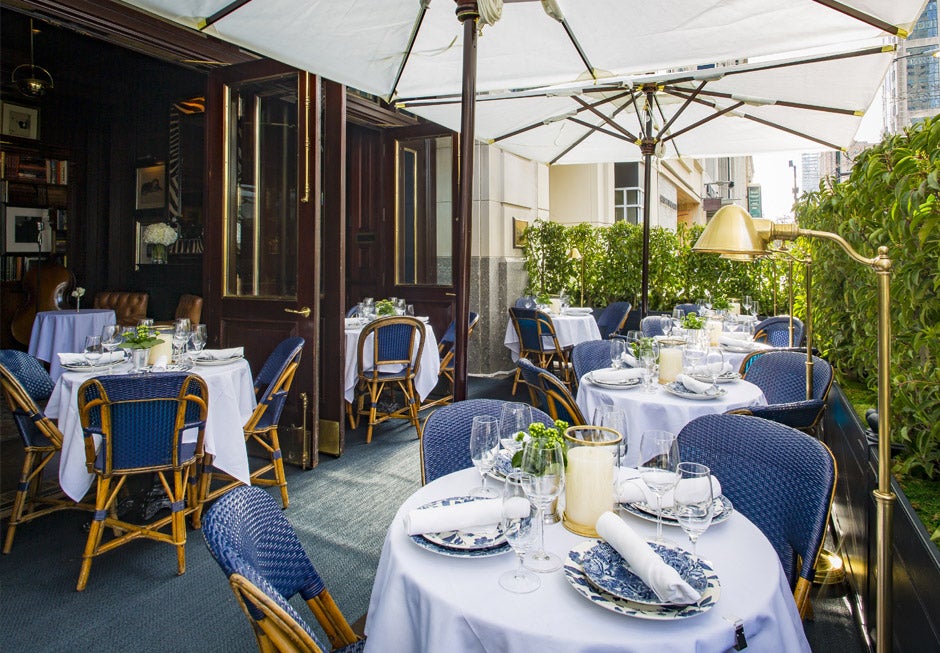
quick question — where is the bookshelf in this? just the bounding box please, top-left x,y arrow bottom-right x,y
0,143 -> 70,282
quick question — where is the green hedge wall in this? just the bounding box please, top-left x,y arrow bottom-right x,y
798,116 -> 940,478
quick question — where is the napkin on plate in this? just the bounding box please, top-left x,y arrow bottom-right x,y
617,475 -> 722,509
344,317 -> 362,329
675,374 -> 713,394
592,368 -> 645,384
196,347 -> 244,360
58,351 -> 125,366
595,511 -> 702,604
403,497 -> 528,535
563,307 -> 593,316
687,362 -> 733,376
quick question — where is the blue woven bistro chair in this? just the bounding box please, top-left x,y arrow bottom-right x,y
537,365 -> 587,426
76,372 -> 208,591
200,337 -> 304,512
346,305 -> 360,318
571,340 -> 614,383
516,357 -> 551,414
0,350 -> 88,553
508,306 -> 574,395
202,486 -> 365,653
674,303 -> 702,317
735,350 -> 833,434
677,413 -> 836,617
514,296 -> 537,309
351,316 -> 426,443
420,398 -> 555,484
753,315 -> 805,348
424,311 -> 480,409
640,315 -> 670,337
595,301 -> 632,339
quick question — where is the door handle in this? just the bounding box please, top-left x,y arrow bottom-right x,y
284,306 -> 311,318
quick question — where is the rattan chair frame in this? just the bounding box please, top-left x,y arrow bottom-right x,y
537,368 -> 587,425
508,307 -> 574,396
350,316 -> 427,443
76,372 -> 208,591
422,312 -> 480,410
0,351 -> 90,554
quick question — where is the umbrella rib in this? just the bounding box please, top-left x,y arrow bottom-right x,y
811,0 -> 908,37
572,96 -> 640,142
388,0 -> 432,101
200,0 -> 253,30
660,98 -> 745,142
690,88 -> 861,116
651,92 -> 683,158
558,18 -> 597,82
550,102 -> 632,166
491,90 -> 634,143
567,118 -> 634,143
657,80 -> 708,140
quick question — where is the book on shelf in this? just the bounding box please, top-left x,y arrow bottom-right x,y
1,152 -> 69,184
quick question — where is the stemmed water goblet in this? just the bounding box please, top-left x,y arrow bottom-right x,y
637,339 -> 659,392
84,335 -> 102,367
671,308 -> 685,335
703,346 -> 725,392
609,338 -> 626,370
100,325 -> 123,373
638,430 -> 679,543
683,336 -> 707,375
191,324 -> 208,360
673,462 -> 715,556
498,402 -> 531,456
172,318 -> 192,364
498,472 -> 541,593
469,415 -> 500,498
741,295 -> 753,316
520,439 -> 565,573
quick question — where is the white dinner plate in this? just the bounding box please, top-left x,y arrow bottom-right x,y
139,362 -> 194,372
194,356 -> 244,366
620,494 -> 734,526
62,362 -> 127,374
411,497 -> 509,552
663,381 -> 726,400
689,371 -> 741,384
564,541 -> 720,620
587,371 -> 643,389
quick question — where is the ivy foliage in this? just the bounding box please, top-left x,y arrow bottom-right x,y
798,116 -> 940,479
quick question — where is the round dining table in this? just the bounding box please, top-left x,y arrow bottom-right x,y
364,467 -> 810,653
576,375 -> 766,445
28,309 -> 117,381
45,358 -> 256,502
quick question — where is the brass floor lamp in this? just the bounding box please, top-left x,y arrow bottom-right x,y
695,205 -> 894,652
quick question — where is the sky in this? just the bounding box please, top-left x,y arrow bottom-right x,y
750,88 -> 885,220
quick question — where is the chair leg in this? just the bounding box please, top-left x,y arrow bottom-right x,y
266,428 -> 289,509
3,451 -> 37,554
167,471 -> 187,576
78,477 -> 113,591
511,367 -> 523,395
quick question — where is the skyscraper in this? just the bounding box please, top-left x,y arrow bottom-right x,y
884,0 -> 940,133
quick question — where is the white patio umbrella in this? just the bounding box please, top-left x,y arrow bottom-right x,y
121,0 -> 928,402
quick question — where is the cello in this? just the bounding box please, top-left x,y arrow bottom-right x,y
10,259 -> 75,345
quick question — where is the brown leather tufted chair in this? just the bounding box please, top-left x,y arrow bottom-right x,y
93,291 -> 149,327
154,294 -> 203,327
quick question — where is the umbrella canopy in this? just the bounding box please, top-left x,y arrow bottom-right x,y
125,0 -> 926,103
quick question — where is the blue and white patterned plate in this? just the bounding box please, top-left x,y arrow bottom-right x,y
564,541 -> 720,619
413,497 -> 508,551
580,540 -> 708,605
690,370 -> 741,384
664,381 -> 726,400
587,370 -> 643,389
487,451 -> 517,481
621,494 -> 734,526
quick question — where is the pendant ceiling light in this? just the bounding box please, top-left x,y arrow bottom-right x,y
12,19 -> 54,97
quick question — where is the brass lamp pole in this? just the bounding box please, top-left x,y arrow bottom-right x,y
696,204 -> 893,651
568,247 -> 584,307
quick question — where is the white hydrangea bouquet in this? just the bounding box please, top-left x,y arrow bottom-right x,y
142,222 -> 178,264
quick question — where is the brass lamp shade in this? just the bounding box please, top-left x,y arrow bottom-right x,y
693,205 -> 766,255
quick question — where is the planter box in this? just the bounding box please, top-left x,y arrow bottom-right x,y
822,385 -> 940,651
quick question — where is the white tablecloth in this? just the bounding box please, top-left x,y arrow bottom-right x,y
504,313 -> 602,362
364,468 -> 810,653
28,309 -> 117,381
45,359 -> 256,501
576,377 -> 766,441
344,321 -> 440,404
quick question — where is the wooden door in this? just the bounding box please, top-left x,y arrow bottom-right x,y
205,60 -> 321,468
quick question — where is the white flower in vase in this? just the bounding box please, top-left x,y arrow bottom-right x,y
142,222 -> 179,264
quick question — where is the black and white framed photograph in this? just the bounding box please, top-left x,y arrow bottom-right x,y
1,102 -> 39,139
135,163 -> 166,210
4,206 -> 51,254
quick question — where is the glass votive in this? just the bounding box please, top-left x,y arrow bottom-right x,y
563,426 -> 622,537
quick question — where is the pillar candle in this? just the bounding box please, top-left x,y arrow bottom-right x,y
148,340 -> 173,365
565,446 -> 614,530
659,347 -> 683,383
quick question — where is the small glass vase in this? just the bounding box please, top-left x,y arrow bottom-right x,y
75,298 -> 81,313
151,243 -> 168,264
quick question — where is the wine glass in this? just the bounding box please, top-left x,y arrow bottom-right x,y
703,346 -> 725,392
673,462 -> 714,555
84,335 -> 102,367
469,415 -> 500,498
191,324 -> 208,359
683,337 -> 707,374
593,405 -> 630,504
638,430 -> 679,543
609,338 -> 626,370
498,472 -> 541,593
100,325 -> 123,373
637,339 -> 659,393
671,308 -> 685,335
498,403 -> 531,455
172,319 -> 192,364
741,295 -> 753,316
520,439 -> 565,573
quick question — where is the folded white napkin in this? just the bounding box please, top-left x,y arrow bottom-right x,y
675,374 -> 713,394
344,317 -> 361,329
593,367 -> 646,384
687,362 -> 733,376
151,355 -> 168,372
595,511 -> 701,604
718,335 -> 770,350
197,347 -> 244,360
404,498 -> 528,536
59,351 -> 125,365
622,351 -> 638,367
617,475 -> 722,509
564,307 -> 593,315
720,331 -> 751,341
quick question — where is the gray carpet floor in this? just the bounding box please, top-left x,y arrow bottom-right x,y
0,374 -> 867,652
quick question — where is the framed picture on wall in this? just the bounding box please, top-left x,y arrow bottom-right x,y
135,221 -> 154,268
4,206 -> 52,254
512,217 -> 528,249
135,164 -> 166,210
1,103 -> 39,140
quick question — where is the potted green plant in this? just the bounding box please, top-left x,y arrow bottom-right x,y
375,299 -> 397,316
510,419 -> 569,468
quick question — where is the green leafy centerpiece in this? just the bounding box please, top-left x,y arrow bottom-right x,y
711,297 -> 731,312
511,419 -> 569,468
681,312 -> 704,330
375,299 -> 397,316
119,324 -> 165,349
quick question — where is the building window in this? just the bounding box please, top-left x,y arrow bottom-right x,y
614,162 -> 643,224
